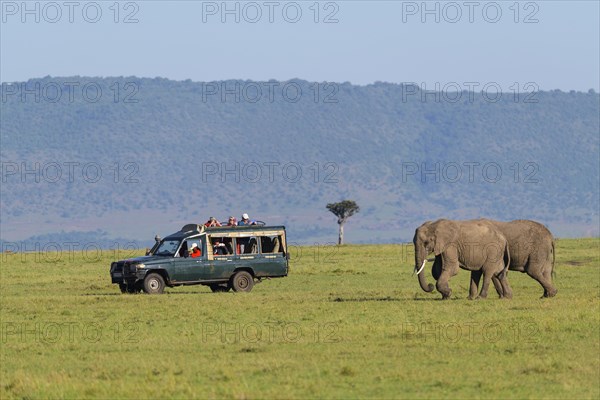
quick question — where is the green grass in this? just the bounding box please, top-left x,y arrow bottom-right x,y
1,239 -> 598,399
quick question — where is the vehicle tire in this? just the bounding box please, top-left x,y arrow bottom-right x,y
230,271 -> 254,292
209,284 -> 231,293
143,273 -> 165,294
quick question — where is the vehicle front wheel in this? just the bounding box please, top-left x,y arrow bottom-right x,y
231,271 -> 254,292
143,273 -> 165,294
209,284 -> 231,293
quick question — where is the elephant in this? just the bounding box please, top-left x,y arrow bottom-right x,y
430,253 -> 510,299
413,219 -> 511,300
474,219 -> 557,298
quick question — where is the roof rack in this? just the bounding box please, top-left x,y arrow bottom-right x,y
180,224 -> 204,233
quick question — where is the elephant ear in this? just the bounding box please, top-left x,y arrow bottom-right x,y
433,221 -> 458,256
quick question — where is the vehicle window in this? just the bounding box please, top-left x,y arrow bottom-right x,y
210,236 -> 232,255
185,238 -> 203,258
222,237 -> 234,255
260,235 -> 283,254
186,238 -> 202,249
244,237 -> 258,254
155,240 -> 181,256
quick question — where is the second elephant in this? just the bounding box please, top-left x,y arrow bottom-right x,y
480,219 -> 557,297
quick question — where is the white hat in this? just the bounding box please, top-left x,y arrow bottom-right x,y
242,213 -> 249,219
191,243 -> 198,249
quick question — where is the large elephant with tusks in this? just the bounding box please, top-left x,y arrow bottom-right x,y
413,219 -> 512,300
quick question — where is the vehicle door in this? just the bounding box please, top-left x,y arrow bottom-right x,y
169,237 -> 208,282
208,234 -> 237,280
232,233 -> 271,276
251,234 -> 287,276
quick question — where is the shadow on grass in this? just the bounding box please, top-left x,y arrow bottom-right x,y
330,296 -> 403,302
330,295 -> 452,302
165,291 -> 220,295
564,259 -> 595,266
330,295 -> 466,302
80,292 -> 122,296
81,291 -> 216,296
411,297 -> 464,301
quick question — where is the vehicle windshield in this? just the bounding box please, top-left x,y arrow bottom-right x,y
154,240 -> 181,256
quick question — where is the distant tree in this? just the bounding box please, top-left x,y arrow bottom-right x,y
326,200 -> 360,245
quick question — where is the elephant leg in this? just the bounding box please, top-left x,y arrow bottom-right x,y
436,269 -> 453,300
541,263 -> 557,297
477,270 -> 494,299
495,274 -> 512,299
469,271 -> 482,300
527,267 -> 557,298
431,256 -> 442,281
491,276 -> 503,298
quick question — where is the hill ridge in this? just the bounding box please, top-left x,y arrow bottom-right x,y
1,77 -> 598,245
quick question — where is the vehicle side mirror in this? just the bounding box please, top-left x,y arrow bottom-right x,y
286,252 -> 291,260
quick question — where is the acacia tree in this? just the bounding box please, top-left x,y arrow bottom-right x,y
326,200 -> 360,245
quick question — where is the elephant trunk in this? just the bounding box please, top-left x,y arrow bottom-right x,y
415,242 -> 435,292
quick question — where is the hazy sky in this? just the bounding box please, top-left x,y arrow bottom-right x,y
1,1 -> 599,91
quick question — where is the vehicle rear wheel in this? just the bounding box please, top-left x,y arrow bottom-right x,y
143,273 -> 165,294
231,271 -> 254,292
209,284 -> 231,293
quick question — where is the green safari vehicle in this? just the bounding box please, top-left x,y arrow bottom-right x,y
109,224 -> 289,294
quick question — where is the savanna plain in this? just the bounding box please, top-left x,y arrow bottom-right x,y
1,239 -> 598,399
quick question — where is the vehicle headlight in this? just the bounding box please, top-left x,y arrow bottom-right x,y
128,263 -> 145,273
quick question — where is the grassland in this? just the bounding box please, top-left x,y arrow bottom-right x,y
1,239 -> 598,399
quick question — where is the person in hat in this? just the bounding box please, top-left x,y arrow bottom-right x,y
189,242 -> 202,258
213,239 -> 227,255
238,213 -> 257,226
226,216 -> 237,226
221,216 -> 237,253
204,216 -> 222,227
237,213 -> 256,253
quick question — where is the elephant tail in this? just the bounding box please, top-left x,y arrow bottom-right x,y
551,240 -> 556,278
499,241 -> 510,280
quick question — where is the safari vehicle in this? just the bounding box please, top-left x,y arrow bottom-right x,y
110,224 -> 289,294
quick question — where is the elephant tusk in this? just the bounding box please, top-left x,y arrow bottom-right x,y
414,259 -> 427,275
